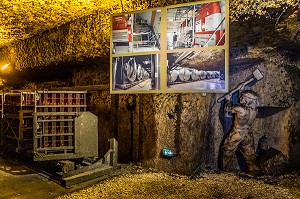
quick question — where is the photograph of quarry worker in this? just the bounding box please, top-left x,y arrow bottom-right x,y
173,32 -> 178,49
220,90 -> 262,177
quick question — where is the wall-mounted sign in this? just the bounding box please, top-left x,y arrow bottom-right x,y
110,0 -> 229,94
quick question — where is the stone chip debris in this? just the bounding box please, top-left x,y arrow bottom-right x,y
56,165 -> 300,199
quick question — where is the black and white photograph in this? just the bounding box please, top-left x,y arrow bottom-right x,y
112,54 -> 160,91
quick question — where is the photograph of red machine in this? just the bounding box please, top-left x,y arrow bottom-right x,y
112,9 -> 161,54
167,1 -> 225,49
112,14 -> 133,53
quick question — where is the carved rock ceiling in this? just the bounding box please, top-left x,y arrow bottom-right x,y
0,0 -> 114,48
0,0 -> 298,48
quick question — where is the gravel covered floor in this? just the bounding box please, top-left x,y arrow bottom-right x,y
56,165 -> 300,199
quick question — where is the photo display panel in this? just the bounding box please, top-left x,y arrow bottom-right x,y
110,0 -> 229,94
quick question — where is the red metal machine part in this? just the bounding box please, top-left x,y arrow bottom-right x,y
194,2 -> 225,47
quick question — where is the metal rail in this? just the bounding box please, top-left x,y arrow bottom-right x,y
169,17 -> 226,70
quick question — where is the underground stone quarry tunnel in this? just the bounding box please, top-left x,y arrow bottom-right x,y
0,0 -> 299,198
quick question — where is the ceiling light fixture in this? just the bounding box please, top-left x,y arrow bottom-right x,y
1,63 -> 10,71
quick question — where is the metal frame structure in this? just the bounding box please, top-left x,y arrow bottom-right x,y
1,90 -> 98,162
0,90 -> 120,187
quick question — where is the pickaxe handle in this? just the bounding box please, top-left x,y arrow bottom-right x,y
217,77 -> 255,103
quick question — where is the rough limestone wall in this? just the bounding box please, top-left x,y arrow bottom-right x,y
137,94 -> 157,163
138,93 -> 210,175
90,90 -> 115,157
289,101 -> 300,169
210,3 -> 300,171
86,89 -> 212,175
90,90 -> 211,176
0,0 -> 298,174
255,54 -> 293,158
0,0 -> 297,70
282,63 -> 300,170
211,52 -> 297,171
0,1 -> 149,70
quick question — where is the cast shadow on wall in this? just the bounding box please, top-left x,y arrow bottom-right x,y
217,68 -> 289,176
